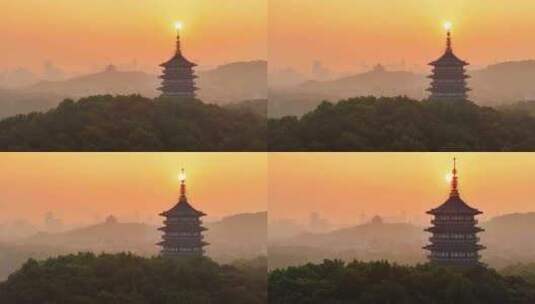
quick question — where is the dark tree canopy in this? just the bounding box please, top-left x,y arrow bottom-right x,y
501,263 -> 535,285
268,96 -> 535,151
3,95 -> 535,151
0,253 -> 267,304
0,95 -> 266,151
269,260 -> 535,304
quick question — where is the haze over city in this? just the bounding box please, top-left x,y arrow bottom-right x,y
269,0 -> 535,76
1,0 -> 267,76
269,153 -> 535,228
0,153 -> 267,228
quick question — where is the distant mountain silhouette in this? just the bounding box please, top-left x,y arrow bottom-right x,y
298,64 -> 425,100
0,88 -> 64,119
0,61 -> 267,118
197,60 -> 267,103
269,60 -> 535,117
19,211 -> 266,258
206,212 -> 267,260
0,211 -> 266,280
471,60 -> 535,104
482,212 -> 535,267
276,220 -> 424,250
270,212 -> 535,269
27,65 -> 158,98
22,220 -> 158,255
269,219 -> 426,269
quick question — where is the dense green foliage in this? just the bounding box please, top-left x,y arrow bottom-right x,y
269,260 -> 535,304
0,253 -> 267,304
268,96 -> 535,151
0,95 -> 266,151
502,263 -> 535,285
499,101 -> 535,118
3,94 -> 535,151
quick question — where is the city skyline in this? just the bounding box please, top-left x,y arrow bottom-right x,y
0,0 -> 267,74
269,153 -> 535,226
0,153 -> 267,226
270,0 -> 535,74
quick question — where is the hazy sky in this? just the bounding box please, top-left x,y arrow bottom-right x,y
0,153 -> 267,226
2,153 -> 535,229
269,153 -> 535,226
1,0 -> 267,74
269,0 -> 535,74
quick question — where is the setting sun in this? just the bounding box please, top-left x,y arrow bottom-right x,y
0,0 -> 267,73
444,21 -> 452,31
179,168 -> 187,182
0,153 -> 267,224
445,172 -> 453,183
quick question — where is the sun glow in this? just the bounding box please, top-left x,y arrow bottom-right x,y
174,21 -> 183,31
445,172 -> 453,184
443,21 -> 452,31
179,169 -> 186,183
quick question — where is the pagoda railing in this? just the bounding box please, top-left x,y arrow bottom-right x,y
429,236 -> 480,243
427,256 -> 481,262
431,219 -> 478,225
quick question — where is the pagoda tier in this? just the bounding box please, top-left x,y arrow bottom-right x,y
424,158 -> 485,266
158,170 -> 208,257
158,28 -> 198,98
428,30 -> 470,102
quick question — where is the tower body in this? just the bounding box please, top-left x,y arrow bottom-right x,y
424,159 -> 485,266
158,29 -> 198,98
158,173 -> 208,256
427,31 -> 470,102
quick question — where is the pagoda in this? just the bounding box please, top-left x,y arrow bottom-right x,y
427,24 -> 470,102
158,169 -> 208,256
158,23 -> 198,98
424,158 -> 485,266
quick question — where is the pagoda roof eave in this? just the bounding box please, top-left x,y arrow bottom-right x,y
426,195 -> 482,215
157,240 -> 209,247
423,244 -> 486,250
428,49 -> 469,66
424,226 -> 484,233
428,58 -> 469,66
160,53 -> 197,68
158,226 -> 208,232
427,208 -> 482,215
159,200 -> 207,217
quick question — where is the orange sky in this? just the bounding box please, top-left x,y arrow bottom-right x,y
269,153 -> 535,226
1,0 -> 267,74
0,153 -> 267,226
2,153 -> 535,228
269,0 -> 535,74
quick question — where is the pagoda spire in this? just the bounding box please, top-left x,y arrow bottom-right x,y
158,21 -> 198,98
424,157 -> 485,266
426,22 -> 470,102
175,22 -> 182,55
158,168 -> 208,257
446,29 -> 452,52
450,157 -> 459,197
179,168 -> 187,200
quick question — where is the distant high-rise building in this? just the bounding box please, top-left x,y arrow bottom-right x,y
158,169 -> 208,256
158,23 -> 198,98
427,26 -> 470,102
424,158 -> 485,266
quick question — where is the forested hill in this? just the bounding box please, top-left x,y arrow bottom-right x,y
4,94 -> 535,151
269,260 -> 535,304
0,253 -> 267,304
0,95 -> 266,151
268,96 -> 535,151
